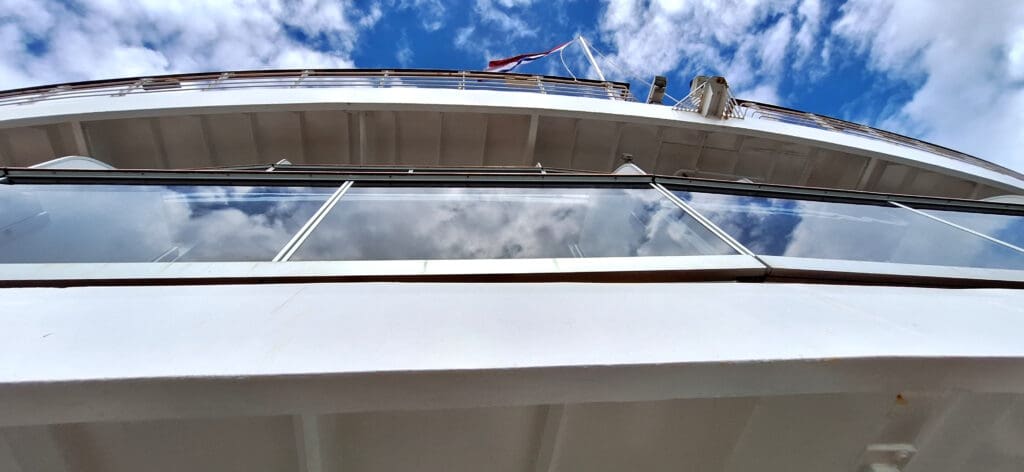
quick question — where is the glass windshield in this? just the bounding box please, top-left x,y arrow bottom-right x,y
673,190 -> 1024,270
0,184 -> 334,263
290,186 -> 737,260
918,209 -> 1024,249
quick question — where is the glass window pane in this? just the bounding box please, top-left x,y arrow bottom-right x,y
919,209 -> 1024,249
673,190 -> 1024,270
0,184 -> 335,263
291,186 -> 736,261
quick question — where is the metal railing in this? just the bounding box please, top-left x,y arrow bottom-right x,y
672,82 -> 704,113
0,69 -> 636,107
672,81 -> 747,119
738,101 -> 1024,181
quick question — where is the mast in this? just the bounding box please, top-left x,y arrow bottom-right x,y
577,35 -> 606,82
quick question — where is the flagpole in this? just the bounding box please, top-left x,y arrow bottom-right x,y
577,36 -> 607,82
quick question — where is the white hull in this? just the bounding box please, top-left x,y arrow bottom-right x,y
2,281 -> 1024,471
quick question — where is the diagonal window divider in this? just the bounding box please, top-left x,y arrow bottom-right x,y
650,183 -> 758,258
273,181 -> 353,262
890,201 -> 1024,255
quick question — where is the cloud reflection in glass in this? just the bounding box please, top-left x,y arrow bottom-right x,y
290,186 -> 737,261
0,184 -> 334,263
919,209 -> 1024,250
674,191 -> 1024,270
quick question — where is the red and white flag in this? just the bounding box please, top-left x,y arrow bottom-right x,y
485,39 -> 576,73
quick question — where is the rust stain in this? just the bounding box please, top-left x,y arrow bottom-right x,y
895,393 -> 908,405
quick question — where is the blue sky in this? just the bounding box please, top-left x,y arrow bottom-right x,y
349,1 -> 902,122
2,0 -> 1023,171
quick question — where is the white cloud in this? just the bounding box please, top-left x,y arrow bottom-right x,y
761,17 -> 793,72
359,3 -> 384,28
396,46 -> 414,67
597,0 -> 808,104
396,34 -> 414,67
595,0 -> 1024,171
833,0 -> 1024,171
0,0 -> 380,90
474,0 -> 537,38
496,0 -> 534,6
451,0 -> 539,62
739,83 -> 781,105
392,0 -> 447,32
1009,28 -> 1024,81
794,0 -> 822,64
454,26 -> 477,50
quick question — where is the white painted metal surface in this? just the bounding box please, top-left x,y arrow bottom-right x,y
1,282 -> 1023,471
0,255 -> 766,282
760,256 -> 1024,284
5,281 -> 1024,386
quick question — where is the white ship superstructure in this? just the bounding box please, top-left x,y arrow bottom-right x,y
1,69 -> 1023,472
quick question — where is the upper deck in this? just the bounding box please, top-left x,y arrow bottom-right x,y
0,69 -> 1021,199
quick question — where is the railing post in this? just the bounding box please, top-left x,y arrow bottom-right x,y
115,79 -> 146,97
291,70 -> 311,88
808,114 -> 838,131
604,82 -> 618,101
203,72 -> 232,91
21,85 -> 69,105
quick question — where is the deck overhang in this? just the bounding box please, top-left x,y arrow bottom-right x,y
1,70 -> 1021,200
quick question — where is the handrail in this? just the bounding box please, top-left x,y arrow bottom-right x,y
0,69 -> 636,106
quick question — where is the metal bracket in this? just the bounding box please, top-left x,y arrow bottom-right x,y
859,443 -> 917,472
